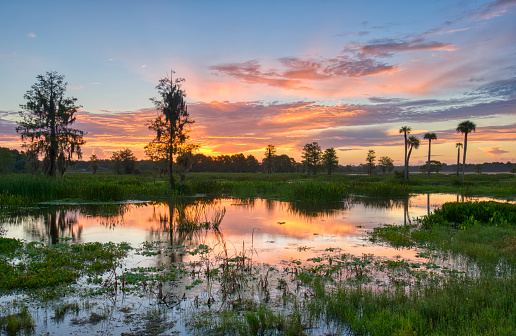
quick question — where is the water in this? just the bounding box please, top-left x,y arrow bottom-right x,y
0,193 -> 500,335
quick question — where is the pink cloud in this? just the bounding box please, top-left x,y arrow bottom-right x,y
474,0 -> 516,20
483,145 -> 510,155
358,39 -> 457,57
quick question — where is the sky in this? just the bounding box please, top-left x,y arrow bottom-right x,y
1,0 -> 515,166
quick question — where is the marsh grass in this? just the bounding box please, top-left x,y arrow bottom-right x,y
361,200 -> 516,335
0,306 -> 34,336
311,274 -> 516,336
1,172 -> 514,205
350,181 -> 411,198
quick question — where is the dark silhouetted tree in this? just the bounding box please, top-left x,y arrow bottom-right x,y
111,148 -> 137,174
263,144 -> 277,174
423,132 -> 437,177
274,154 -> 297,173
399,126 -> 411,179
16,71 -> 85,177
89,154 -> 99,174
378,156 -> 394,175
176,144 -> 199,186
322,147 -> 339,175
302,142 -> 322,176
0,147 -> 14,173
365,149 -> 376,175
457,120 -> 476,182
146,71 -> 194,189
245,155 -> 260,172
420,160 -> 442,174
474,163 -> 483,174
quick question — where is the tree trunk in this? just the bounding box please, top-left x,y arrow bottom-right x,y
48,92 -> 57,178
456,147 -> 460,177
404,134 -> 408,179
462,133 -> 468,182
427,140 -> 431,177
406,146 -> 413,179
168,148 -> 175,190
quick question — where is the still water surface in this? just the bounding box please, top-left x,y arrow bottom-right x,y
4,193 -> 493,266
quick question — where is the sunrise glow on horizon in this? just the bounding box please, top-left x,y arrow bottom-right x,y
1,0 -> 515,165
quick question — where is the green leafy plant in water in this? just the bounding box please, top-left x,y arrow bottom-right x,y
0,306 -> 35,336
0,241 -> 131,290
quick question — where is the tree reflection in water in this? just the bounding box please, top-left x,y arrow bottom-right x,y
5,203 -> 133,245
147,199 -> 227,264
4,207 -> 82,244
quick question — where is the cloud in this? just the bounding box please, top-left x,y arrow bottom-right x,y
474,0 -> 516,20
368,97 -> 405,103
27,33 -> 36,38
66,85 -> 83,90
209,55 -> 399,90
209,60 -> 306,90
483,145 -> 510,155
91,147 -> 107,159
358,38 -> 457,57
472,78 -> 516,98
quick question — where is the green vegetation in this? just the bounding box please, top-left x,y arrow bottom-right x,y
313,200 -> 516,336
1,172 -> 515,209
373,201 -> 516,267
0,169 -> 514,334
312,275 -> 516,336
0,306 -> 35,336
0,238 -> 130,290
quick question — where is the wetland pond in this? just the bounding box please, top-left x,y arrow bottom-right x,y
0,194 -> 503,335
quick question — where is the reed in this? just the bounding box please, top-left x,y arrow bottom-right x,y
313,274 -> 516,336
350,181 -> 411,198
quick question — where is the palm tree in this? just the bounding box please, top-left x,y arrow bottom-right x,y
399,126 -> 411,179
423,133 -> 437,177
456,120 -> 477,182
406,136 -> 420,179
455,142 -> 463,177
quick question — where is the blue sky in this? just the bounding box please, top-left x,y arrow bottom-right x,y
1,0 -> 515,165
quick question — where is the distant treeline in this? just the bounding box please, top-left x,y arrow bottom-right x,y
1,147 -> 515,174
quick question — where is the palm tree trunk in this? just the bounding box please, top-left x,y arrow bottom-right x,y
427,140 -> 431,177
404,134 -> 408,179
406,145 -> 413,179
462,133 -> 468,182
456,147 -> 460,177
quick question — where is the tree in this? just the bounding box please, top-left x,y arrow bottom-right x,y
322,148 -> 339,175
111,148 -> 137,174
89,154 -> 100,174
406,136 -> 420,178
399,126 -> 411,179
176,144 -> 199,186
16,71 -> 85,177
146,71 -> 194,189
378,156 -> 394,175
273,154 -> 296,173
423,133 -> 437,177
245,155 -> 260,173
474,164 -> 483,174
420,160 -> 442,174
302,142 -> 322,176
455,142 -> 463,177
457,120 -> 476,182
263,144 -> 277,174
0,147 -> 14,173
365,149 -> 376,175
